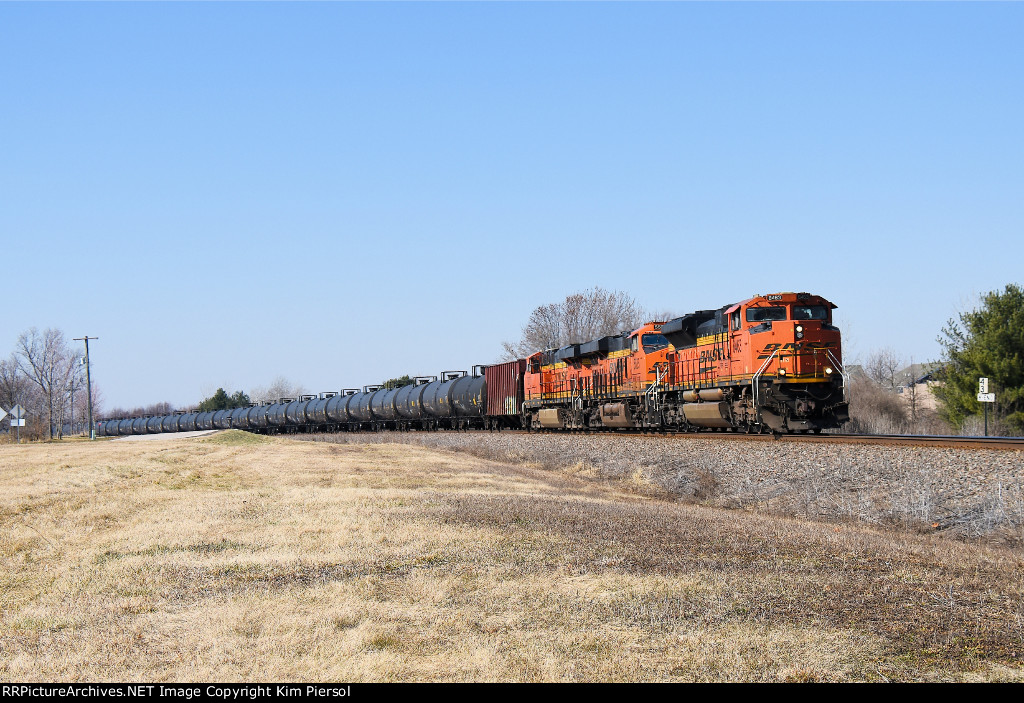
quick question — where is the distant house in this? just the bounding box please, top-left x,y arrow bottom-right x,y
895,362 -> 944,411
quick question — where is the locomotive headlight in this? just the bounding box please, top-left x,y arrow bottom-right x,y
795,324 -> 804,339
778,368 -> 787,376
795,325 -> 804,333
825,367 -> 833,375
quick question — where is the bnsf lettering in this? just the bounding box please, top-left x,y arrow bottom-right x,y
700,348 -> 724,363
757,341 -> 834,358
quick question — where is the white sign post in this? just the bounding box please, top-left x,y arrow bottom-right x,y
10,404 -> 24,442
977,380 -> 995,436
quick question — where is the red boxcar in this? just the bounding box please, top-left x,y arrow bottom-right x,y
485,359 -> 526,421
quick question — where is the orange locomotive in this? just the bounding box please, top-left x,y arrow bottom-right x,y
522,292 -> 849,433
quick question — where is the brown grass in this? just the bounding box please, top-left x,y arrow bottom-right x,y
0,431 -> 1022,681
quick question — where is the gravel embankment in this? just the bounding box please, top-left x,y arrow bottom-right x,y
114,430 -> 220,441
302,431 -> 1024,542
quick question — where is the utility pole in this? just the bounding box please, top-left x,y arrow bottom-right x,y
74,336 -> 98,439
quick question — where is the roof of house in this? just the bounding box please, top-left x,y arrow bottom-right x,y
896,362 -> 944,385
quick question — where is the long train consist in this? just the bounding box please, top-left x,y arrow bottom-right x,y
97,291 -> 850,437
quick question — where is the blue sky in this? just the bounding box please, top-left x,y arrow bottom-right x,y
2,3 -> 1022,409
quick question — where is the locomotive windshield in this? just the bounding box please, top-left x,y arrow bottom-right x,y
746,306 -> 787,322
792,305 -> 829,320
642,333 -> 670,353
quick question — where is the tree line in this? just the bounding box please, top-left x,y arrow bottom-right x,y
1,328 -> 102,440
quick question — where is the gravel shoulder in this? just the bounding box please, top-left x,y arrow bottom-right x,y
303,431 -> 1024,544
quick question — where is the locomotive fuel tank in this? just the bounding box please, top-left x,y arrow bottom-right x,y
599,402 -> 634,428
681,402 -> 732,428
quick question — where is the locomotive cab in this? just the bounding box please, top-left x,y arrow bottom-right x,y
732,293 -> 841,381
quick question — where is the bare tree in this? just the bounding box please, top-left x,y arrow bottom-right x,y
864,347 -> 905,390
14,328 -> 80,439
0,353 -> 51,440
502,287 -> 647,360
846,374 -> 909,434
250,376 -> 307,403
106,401 -> 175,418
0,355 -> 31,411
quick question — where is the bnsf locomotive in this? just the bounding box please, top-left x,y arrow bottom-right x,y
96,291 -> 849,437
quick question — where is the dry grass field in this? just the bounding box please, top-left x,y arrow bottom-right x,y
1,431 -> 1022,682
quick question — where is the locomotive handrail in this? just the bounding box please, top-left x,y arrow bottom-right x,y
644,363 -> 668,414
751,348 -> 780,415
826,349 -> 850,403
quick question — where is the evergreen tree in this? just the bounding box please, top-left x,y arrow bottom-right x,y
382,375 -> 414,390
934,284 -> 1024,434
198,388 -> 251,412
